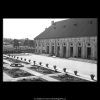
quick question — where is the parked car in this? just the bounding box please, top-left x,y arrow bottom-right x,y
52,56 -> 56,58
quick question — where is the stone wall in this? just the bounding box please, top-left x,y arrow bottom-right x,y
35,36 -> 97,60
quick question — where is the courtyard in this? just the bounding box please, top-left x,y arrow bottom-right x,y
3,53 -> 97,82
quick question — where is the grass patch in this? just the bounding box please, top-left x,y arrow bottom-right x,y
51,74 -> 89,82
4,57 -> 30,64
3,62 -> 8,64
3,67 -> 34,78
29,66 -> 61,75
17,78 -> 47,82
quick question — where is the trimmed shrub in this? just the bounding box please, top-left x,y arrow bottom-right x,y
46,64 -> 49,68
63,68 -> 66,73
74,71 -> 78,75
29,59 -> 31,62
24,59 -> 26,61
39,62 -> 42,66
90,74 -> 95,80
53,65 -> 57,72
33,61 -> 36,65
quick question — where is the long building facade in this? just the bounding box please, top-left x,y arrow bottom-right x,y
34,18 -> 97,60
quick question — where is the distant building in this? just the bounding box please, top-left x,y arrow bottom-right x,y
34,18 -> 97,60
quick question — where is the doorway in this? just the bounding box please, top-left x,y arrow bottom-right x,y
87,47 -> 91,59
52,46 -> 54,55
57,46 -> 60,57
78,47 -> 81,58
70,47 -> 73,57
47,46 -> 49,54
63,46 -> 66,58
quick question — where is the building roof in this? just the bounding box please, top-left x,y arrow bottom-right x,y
34,18 -> 97,40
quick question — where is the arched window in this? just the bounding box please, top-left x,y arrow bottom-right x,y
64,43 -> 66,45
78,42 -> 81,46
89,20 -> 93,24
63,25 -> 66,28
70,42 -> 73,46
52,43 -> 54,45
88,43 -> 90,46
54,27 -> 56,29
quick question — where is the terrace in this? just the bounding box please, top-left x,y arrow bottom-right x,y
28,65 -> 60,75
50,74 -> 90,82
3,54 -> 97,82
3,67 -> 34,78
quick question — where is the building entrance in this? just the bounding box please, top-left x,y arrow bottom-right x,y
47,46 -> 49,54
70,47 -> 73,57
87,47 -> 91,59
51,46 -> 54,55
63,46 -> 66,58
78,47 -> 81,58
57,46 -> 60,57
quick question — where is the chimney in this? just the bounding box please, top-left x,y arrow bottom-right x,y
51,21 -> 55,25
45,27 -> 47,30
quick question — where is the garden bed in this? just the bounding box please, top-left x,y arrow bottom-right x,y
17,78 -> 47,82
3,67 -> 34,78
4,57 -> 30,64
3,62 -> 8,64
28,66 -> 61,75
50,74 -> 89,82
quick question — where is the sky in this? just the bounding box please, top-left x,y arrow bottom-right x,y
3,18 -> 68,40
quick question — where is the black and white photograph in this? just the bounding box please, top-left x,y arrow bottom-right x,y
3,18 -> 97,82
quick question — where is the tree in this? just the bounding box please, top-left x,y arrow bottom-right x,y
24,58 -> 26,61
63,68 -> 68,75
39,62 -> 42,66
63,68 -> 66,73
13,39 -> 19,49
46,64 -> 49,68
29,59 -> 31,62
33,61 -> 36,66
53,65 -> 57,72
90,74 -> 95,80
74,70 -> 78,75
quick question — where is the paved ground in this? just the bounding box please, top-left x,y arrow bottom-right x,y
8,53 -> 97,79
3,59 -> 60,82
3,56 -> 97,82
3,72 -> 14,81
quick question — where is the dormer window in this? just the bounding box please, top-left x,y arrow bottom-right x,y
90,20 -> 93,24
88,20 -> 93,24
88,43 -> 90,46
63,25 -> 66,28
54,27 -> 56,29
70,43 -> 73,45
74,23 -> 78,26
79,43 -> 81,45
64,43 -> 66,45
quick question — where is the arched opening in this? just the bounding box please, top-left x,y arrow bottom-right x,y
42,50 -> 45,54
63,46 -> 66,58
70,47 -> 73,57
78,47 -> 82,58
47,46 -> 49,54
57,46 -> 60,57
87,47 -> 91,59
51,46 -> 54,55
